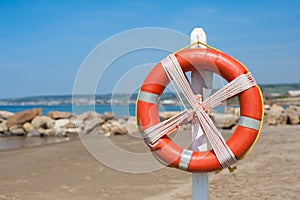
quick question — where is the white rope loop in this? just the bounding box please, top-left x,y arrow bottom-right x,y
141,109 -> 193,146
141,54 -> 257,168
202,73 -> 256,111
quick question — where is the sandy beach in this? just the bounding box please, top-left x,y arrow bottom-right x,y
0,125 -> 299,200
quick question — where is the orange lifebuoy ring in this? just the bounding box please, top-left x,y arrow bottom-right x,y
136,48 -> 263,172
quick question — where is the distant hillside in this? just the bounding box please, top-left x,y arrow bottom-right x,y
259,83 -> 300,96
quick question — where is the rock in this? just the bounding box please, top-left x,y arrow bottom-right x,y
84,119 -> 100,133
66,128 -> 81,134
62,122 -> 76,129
102,112 -> 115,121
38,128 -> 55,136
125,120 -> 139,135
0,121 -> 8,132
88,127 -> 104,137
54,119 -> 70,129
104,132 -> 112,137
9,125 -> 26,135
7,108 -> 42,128
286,106 -> 300,125
267,104 -> 287,125
54,128 -> 67,137
46,120 -> 56,129
211,113 -> 239,129
31,116 -> 53,129
22,122 -> 35,133
27,130 -> 41,137
77,111 -> 102,121
101,123 -> 112,132
159,112 -> 180,121
0,111 -> 14,119
47,111 -> 72,119
110,125 -> 126,135
225,107 -> 240,116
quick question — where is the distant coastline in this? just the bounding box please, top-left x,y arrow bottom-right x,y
0,83 -> 299,106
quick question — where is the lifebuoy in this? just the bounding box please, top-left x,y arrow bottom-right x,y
136,48 -> 263,172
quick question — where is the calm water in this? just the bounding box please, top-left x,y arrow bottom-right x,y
0,104 -> 185,117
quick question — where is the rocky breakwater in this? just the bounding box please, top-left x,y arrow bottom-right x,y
264,104 -> 300,125
0,109 -> 139,138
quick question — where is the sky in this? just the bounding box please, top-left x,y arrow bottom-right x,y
0,0 -> 299,98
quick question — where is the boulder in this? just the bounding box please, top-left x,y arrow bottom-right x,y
77,111 -> 102,121
0,111 -> 14,119
0,121 -> 8,132
101,123 -> 112,132
23,122 -> 35,133
54,119 -> 70,129
54,128 -> 67,137
27,130 -> 41,137
102,112 -> 115,121
211,113 -> 238,129
267,104 -> 287,125
124,120 -> 139,135
66,128 -> 81,134
225,107 -> 240,116
110,125 -> 127,135
31,116 -> 53,129
7,108 -> 42,128
286,106 -> 300,125
38,128 -> 55,136
84,118 -> 100,133
9,125 -> 26,135
47,111 -> 72,119
62,122 -> 76,129
46,120 -> 56,129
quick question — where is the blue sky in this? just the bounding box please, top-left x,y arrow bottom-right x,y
0,0 -> 299,98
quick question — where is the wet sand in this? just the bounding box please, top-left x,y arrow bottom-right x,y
0,125 -> 299,200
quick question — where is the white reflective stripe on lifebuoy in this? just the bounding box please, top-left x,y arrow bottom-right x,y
178,149 -> 193,170
138,91 -> 160,104
238,116 -> 261,130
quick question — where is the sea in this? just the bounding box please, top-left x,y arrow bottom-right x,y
0,104 -> 186,117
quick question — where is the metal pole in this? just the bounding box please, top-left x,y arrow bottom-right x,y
190,28 -> 213,200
